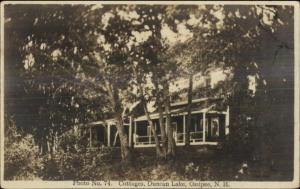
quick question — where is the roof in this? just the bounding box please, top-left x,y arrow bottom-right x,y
85,118 -> 117,127
85,97 -> 226,125
134,97 -> 226,122
170,97 -> 209,107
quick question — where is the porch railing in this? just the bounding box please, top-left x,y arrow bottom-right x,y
134,131 -> 203,145
178,131 -> 203,143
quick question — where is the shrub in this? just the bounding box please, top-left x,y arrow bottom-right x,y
4,115 -> 116,180
4,115 -> 42,180
139,163 -> 184,180
41,147 -> 114,180
57,126 -> 90,152
218,115 -> 254,159
184,162 -> 200,179
40,154 -> 60,180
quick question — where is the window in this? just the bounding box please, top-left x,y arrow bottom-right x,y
193,116 -> 202,132
211,118 -> 219,137
172,122 -> 177,133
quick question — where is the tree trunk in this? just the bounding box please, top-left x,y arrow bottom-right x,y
104,79 -> 133,163
153,77 -> 168,157
39,139 -> 44,155
113,131 -> 119,146
115,112 -> 133,163
185,73 -> 193,147
164,93 -> 176,158
158,101 -> 167,157
46,138 -> 51,154
142,101 -> 164,157
133,67 -> 163,157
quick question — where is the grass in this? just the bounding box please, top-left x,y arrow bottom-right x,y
6,144 -> 293,181
96,145 -> 293,181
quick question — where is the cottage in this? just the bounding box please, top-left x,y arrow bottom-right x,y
133,97 -> 229,147
84,97 -> 229,148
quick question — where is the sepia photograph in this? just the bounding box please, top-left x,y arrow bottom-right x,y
0,1 -> 299,188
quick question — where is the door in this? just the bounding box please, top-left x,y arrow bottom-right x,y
172,122 -> 178,141
211,118 -> 219,139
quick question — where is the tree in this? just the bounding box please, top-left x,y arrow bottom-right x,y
4,4 -> 136,161
168,5 -> 228,146
133,4 -> 229,157
4,5 -> 108,154
119,5 -> 204,158
218,5 -> 294,176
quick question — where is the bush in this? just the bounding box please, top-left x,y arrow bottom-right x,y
57,126 -> 90,152
41,147 -> 114,180
218,115 -> 254,159
4,115 -> 115,180
184,162 -> 200,179
4,115 -> 42,180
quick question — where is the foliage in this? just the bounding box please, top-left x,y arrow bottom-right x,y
41,148 -> 115,180
57,126 -> 91,151
4,116 -> 116,181
218,116 -> 254,159
4,115 -> 42,180
184,162 -> 200,179
4,4 -> 108,154
4,3 -> 294,176
222,5 -> 294,161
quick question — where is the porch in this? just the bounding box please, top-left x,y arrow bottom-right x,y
85,118 -> 132,149
84,99 -> 230,148
133,107 -> 229,147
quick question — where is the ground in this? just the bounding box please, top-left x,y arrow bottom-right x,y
5,144 -> 293,181
88,145 -> 293,181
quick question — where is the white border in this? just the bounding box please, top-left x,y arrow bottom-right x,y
0,1 -> 298,6
0,1 -> 299,188
1,0 -> 5,186
293,1 -> 300,188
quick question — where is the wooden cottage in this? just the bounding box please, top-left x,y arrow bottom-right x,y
84,97 -> 229,149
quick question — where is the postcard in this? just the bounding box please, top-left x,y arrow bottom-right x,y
1,1 -> 299,188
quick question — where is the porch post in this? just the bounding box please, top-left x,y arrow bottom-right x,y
183,115 -> 186,143
107,124 -> 111,147
89,126 -> 92,148
203,113 -> 206,142
225,105 -> 230,135
134,121 -> 137,144
129,117 -> 132,147
149,125 -> 151,144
